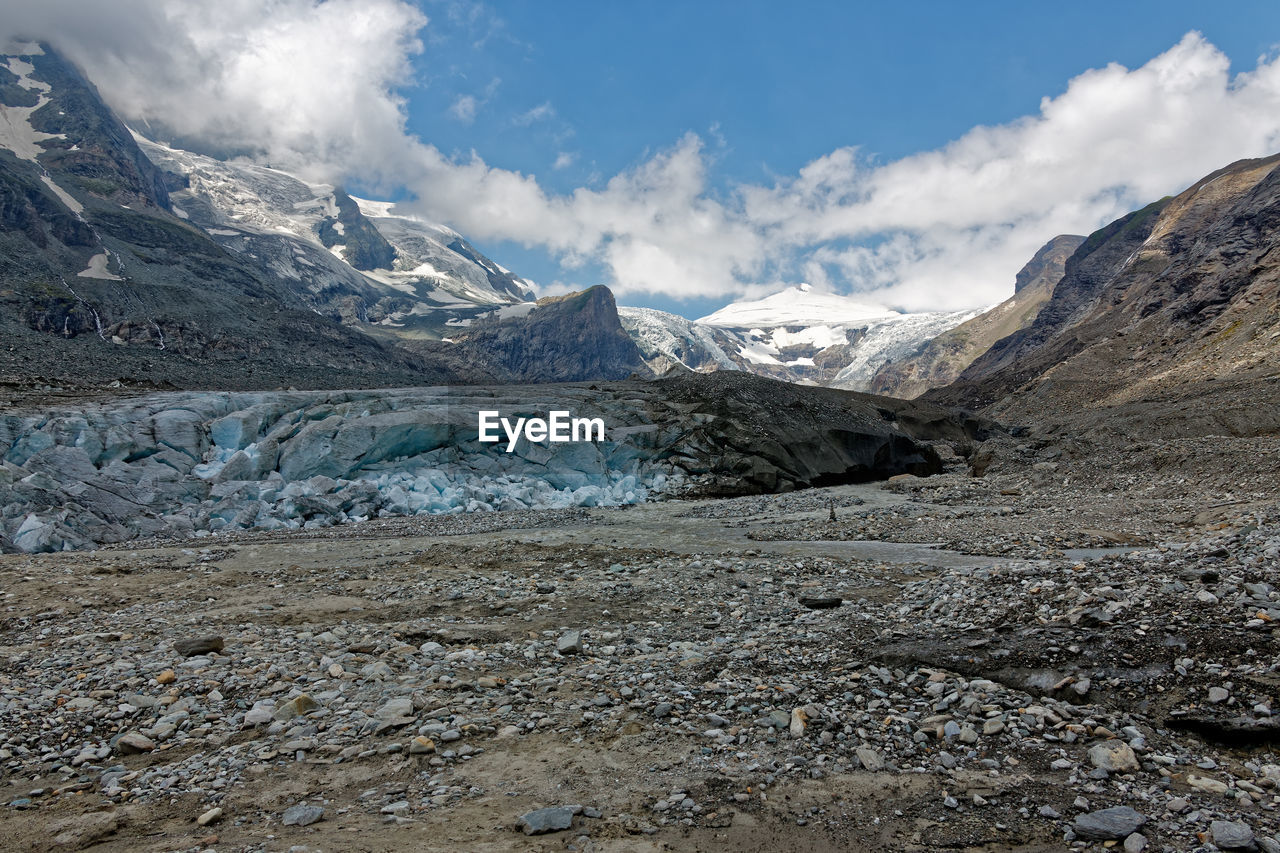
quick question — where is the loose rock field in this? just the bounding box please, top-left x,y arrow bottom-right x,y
2,435 -> 1279,851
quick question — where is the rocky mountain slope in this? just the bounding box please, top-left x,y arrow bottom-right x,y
0,43 -> 650,392
928,155 -> 1280,438
450,285 -> 652,383
870,234 -> 1083,398
0,43 -> 482,390
138,138 -> 536,335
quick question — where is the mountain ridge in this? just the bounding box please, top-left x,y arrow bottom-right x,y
869,234 -> 1084,398
926,154 -> 1280,438
0,43 -> 649,392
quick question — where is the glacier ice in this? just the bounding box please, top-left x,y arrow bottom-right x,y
0,387 -> 686,552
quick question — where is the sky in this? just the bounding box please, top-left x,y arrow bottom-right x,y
4,1 -> 1280,318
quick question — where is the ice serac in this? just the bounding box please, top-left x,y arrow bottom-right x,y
0,373 -> 994,552
928,154 -> 1280,439
869,235 -> 1084,399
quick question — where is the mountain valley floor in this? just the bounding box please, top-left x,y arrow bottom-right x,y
1,431 -> 1279,852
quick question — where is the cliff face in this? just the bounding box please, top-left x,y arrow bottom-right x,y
870,234 -> 1083,399
455,286 -> 653,383
927,155 -> 1280,438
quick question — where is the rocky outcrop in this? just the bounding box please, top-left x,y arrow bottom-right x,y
455,286 -> 653,382
870,234 -> 1083,398
316,189 -> 397,271
24,49 -> 171,210
928,154 -> 1280,438
0,373 -> 994,551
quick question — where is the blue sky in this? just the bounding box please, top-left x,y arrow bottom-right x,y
397,1 -> 1280,315
11,0 -> 1280,318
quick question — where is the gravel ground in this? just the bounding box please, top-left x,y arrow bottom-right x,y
1,433 -> 1279,852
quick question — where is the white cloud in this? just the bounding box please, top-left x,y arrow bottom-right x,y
553,151 -> 576,170
6,6 -> 1280,311
448,94 -> 477,124
0,0 -> 428,191
512,100 -> 554,126
736,32 -> 1280,309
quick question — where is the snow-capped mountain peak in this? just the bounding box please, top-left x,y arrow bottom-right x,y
621,284 -> 980,390
135,134 -> 535,334
697,284 -> 898,329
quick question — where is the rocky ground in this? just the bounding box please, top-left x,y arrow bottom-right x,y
2,433 -> 1279,852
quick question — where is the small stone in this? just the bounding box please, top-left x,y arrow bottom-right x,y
1208,686 -> 1231,704
1123,832 -> 1147,853
174,635 -> 224,657
409,737 -> 435,754
115,733 -> 155,755
518,806 -> 575,835
155,670 -> 176,685
983,718 -> 1005,735
789,708 -> 807,738
274,693 -> 319,721
243,706 -> 273,727
197,807 -> 222,826
958,725 -> 978,744
1087,741 -> 1139,772
376,696 -> 414,722
1038,805 -> 1061,819
557,631 -> 583,655
1187,774 -> 1230,795
855,746 -> 884,772
1073,806 -> 1147,840
1211,820 -> 1255,850
282,804 -> 324,826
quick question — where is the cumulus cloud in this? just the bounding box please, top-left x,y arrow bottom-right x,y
737,32 -> 1280,308
552,151 -> 577,170
6,3 -> 1280,310
0,0 -> 427,190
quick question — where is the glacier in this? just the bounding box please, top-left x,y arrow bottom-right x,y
0,387 -> 686,553
0,374 -> 979,553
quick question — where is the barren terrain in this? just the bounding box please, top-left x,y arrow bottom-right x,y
2,433 -> 1280,852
